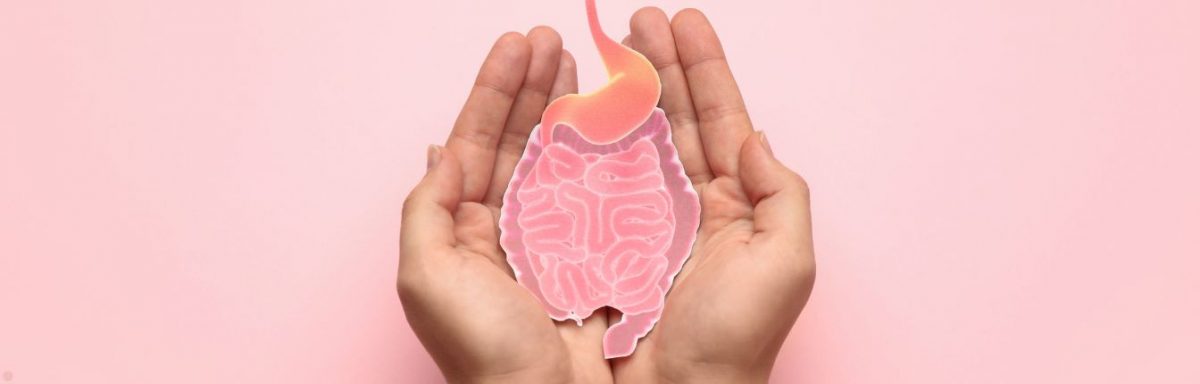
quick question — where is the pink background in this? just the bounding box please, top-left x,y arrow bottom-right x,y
2,0 -> 1198,382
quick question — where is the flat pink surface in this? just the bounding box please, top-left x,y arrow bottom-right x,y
2,0 -> 1198,382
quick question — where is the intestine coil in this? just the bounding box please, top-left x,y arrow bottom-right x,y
499,0 -> 701,359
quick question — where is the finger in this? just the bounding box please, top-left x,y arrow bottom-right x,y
631,7 -> 712,184
556,311 -> 610,378
547,50 -> 579,102
739,132 -> 812,243
483,26 -> 563,208
400,146 -> 463,272
446,32 -> 532,202
672,9 -> 753,178
621,34 -> 632,47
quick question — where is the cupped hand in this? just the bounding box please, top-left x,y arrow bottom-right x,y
397,28 -> 614,384
609,8 -> 816,384
399,8 -> 815,384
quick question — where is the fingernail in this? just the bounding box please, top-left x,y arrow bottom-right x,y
760,131 -> 775,157
426,145 -> 443,171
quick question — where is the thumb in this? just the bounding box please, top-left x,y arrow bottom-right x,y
400,145 -> 463,266
738,131 -> 812,237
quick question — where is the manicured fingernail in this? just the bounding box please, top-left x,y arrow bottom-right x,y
760,131 -> 775,157
426,145 -> 443,171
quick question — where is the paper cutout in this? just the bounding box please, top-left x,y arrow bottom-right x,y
538,0 -> 661,146
498,0 -> 700,359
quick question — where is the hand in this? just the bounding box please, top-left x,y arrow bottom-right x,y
609,8 -> 815,384
399,8 -> 814,383
397,28 -> 614,383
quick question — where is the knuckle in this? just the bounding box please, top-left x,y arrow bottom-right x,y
497,130 -> 531,157
667,109 -> 699,131
780,169 -> 810,201
693,100 -> 743,124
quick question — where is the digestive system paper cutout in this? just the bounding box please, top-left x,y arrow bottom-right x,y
498,0 -> 701,359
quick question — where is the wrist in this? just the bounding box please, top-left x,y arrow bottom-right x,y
659,364 -> 769,384
446,363 -> 573,384
634,351 -> 772,384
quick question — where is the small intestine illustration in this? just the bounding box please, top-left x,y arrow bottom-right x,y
520,133 -> 675,318
498,0 -> 701,358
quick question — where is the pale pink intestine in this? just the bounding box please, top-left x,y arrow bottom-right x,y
516,138 -> 673,320
500,108 -> 700,358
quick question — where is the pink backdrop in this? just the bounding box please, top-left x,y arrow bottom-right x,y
2,0 -> 1198,382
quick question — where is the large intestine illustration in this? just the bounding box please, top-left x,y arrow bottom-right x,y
498,0 -> 701,359
519,137 -> 674,318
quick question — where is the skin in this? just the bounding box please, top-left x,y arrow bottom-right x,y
398,8 -> 814,384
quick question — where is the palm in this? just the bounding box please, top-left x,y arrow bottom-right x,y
615,176 -> 813,381
440,201 -> 571,369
